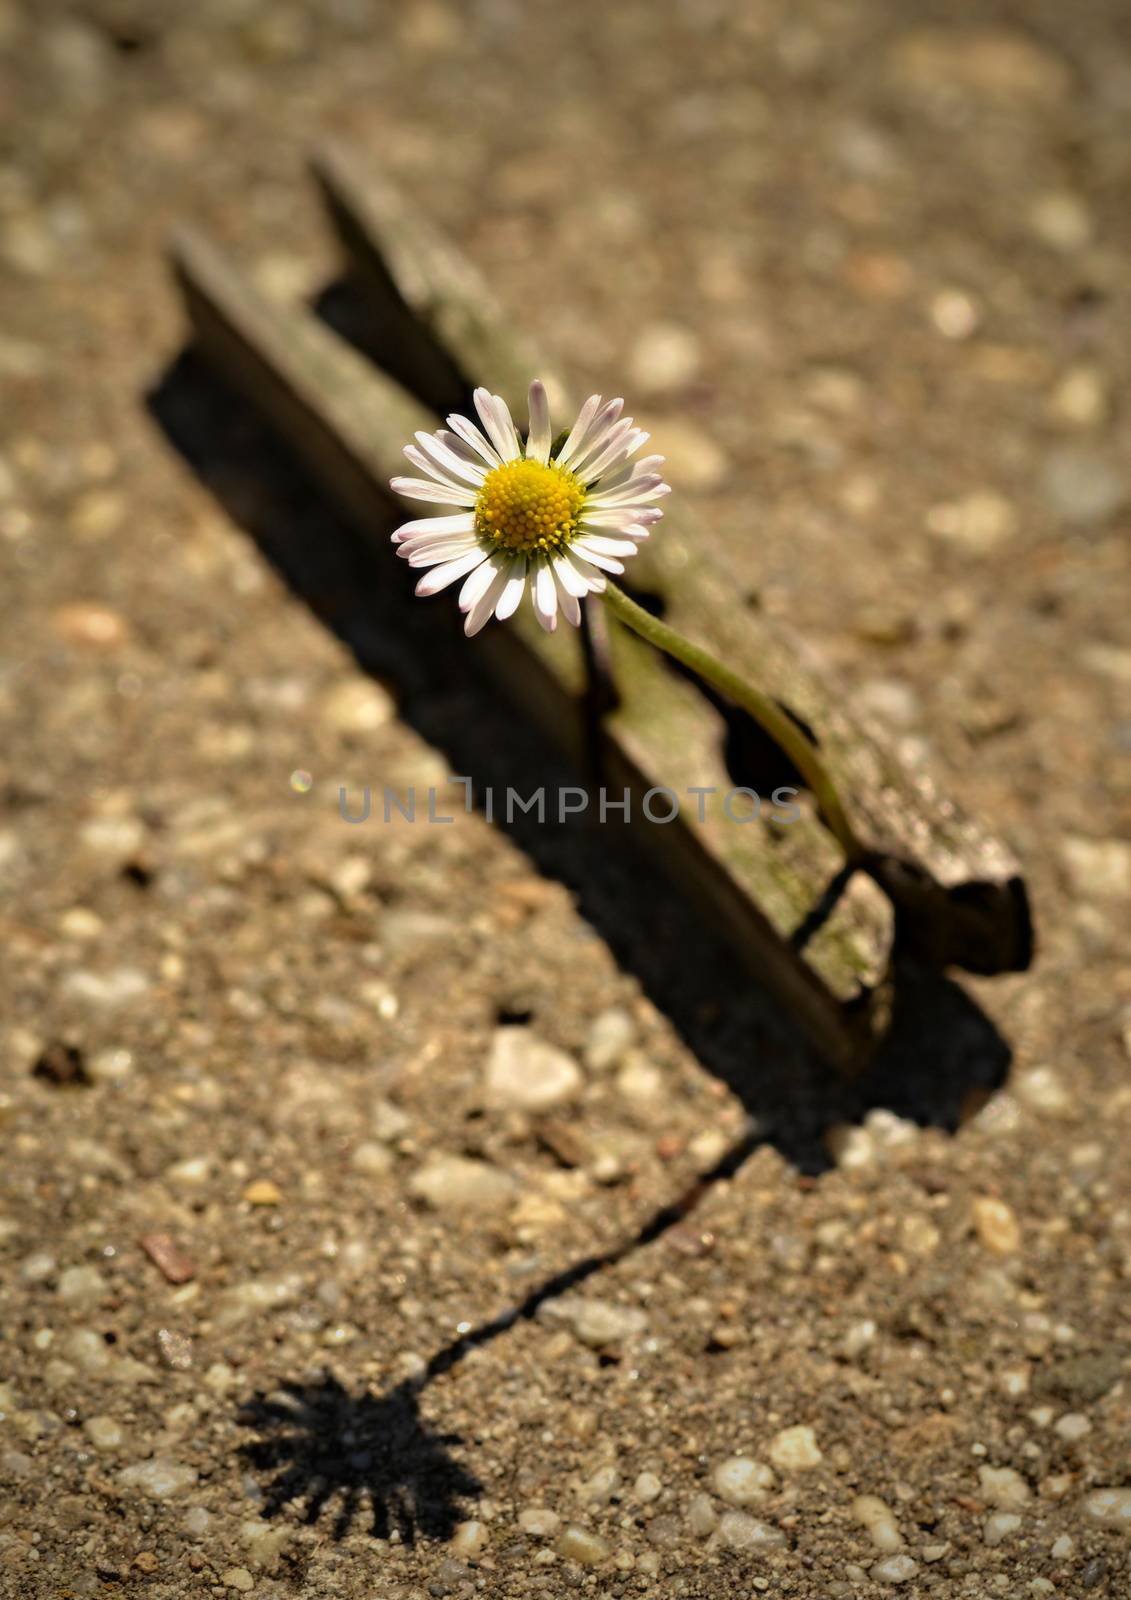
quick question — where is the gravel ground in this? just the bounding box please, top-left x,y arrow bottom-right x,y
2,1 -> 1130,1596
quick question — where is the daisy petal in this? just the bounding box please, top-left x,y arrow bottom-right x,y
570,542 -> 626,575
402,444 -> 461,486
551,551 -> 590,598
391,476 -> 478,507
447,412 -> 503,469
567,403 -> 627,476
533,559 -> 559,632
570,533 -> 640,557
493,556 -> 528,621
403,537 -> 483,567
412,431 -> 487,487
458,553 -> 505,613
575,420 -> 642,481
555,394 -> 602,466
465,563 -> 514,636
474,388 -> 521,463
414,547 -> 490,596
567,555 -> 607,594
557,585 -> 581,628
391,513 -> 475,544
526,380 -> 552,465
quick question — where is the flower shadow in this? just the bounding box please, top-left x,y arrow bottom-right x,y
237,1373 -> 481,1544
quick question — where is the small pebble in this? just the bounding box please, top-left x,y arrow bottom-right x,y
1060,837 -> 1131,899
984,1512 -> 1022,1545
851,1495 -> 904,1552
972,1196 -> 1022,1256
518,1508 -> 560,1537
549,1296 -> 647,1349
1054,1412 -> 1091,1441
712,1456 -> 776,1507
645,419 -> 729,491
241,1180 -> 282,1207
686,1493 -> 718,1537
1082,1488 -> 1131,1531
222,1569 -> 254,1593
926,490 -> 1017,552
870,1554 -> 919,1584
56,1265 -> 105,1303
578,1465 -> 620,1504
1043,450 -> 1128,527
584,1008 -> 635,1071
51,601 -> 130,651
1050,365 -> 1110,430
351,1141 -> 393,1177
634,1471 -> 663,1504
320,677 -> 393,733
1028,191 -> 1093,252
82,1416 -> 123,1452
139,1233 -> 195,1285
629,321 -> 701,393
117,1458 -> 198,1498
979,1466 -> 1031,1509
165,1156 -> 213,1189
555,1526 -> 610,1566
408,1155 -> 516,1213
768,1425 -> 822,1471
716,1512 -> 786,1552
484,1027 -> 582,1112
156,1329 -> 193,1371
449,1520 -> 488,1557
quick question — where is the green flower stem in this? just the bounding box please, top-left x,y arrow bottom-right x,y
599,581 -> 864,863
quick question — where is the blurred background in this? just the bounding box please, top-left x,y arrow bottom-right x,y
2,0 -> 1130,1594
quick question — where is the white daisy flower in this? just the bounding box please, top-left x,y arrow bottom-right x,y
390,382 -> 670,636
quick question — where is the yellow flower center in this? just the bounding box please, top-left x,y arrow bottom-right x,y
475,458 -> 585,555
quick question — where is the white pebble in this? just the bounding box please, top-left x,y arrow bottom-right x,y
686,1492 -> 718,1537
407,1154 -> 516,1213
82,1415 -> 123,1451
629,321 -> 701,394
712,1456 -> 776,1506
1053,1412 -> 1091,1441
1050,1534 -> 1074,1558
979,1466 -> 1031,1509
1082,1487 -> 1131,1531
716,1512 -> 786,1551
971,1196 -> 1022,1256
984,1512 -> 1022,1545
484,1026 -> 582,1112
577,1464 -> 620,1504
871,1554 -> 919,1584
320,677 -> 393,733
555,1525 -> 610,1565
20,1252 -> 56,1283
117,1458 -> 198,1498
165,1156 -> 213,1189
584,1008 -> 635,1071
546,1296 -> 647,1349
634,1471 -> 663,1504
449,1520 -> 488,1557
518,1508 -> 560,1538
350,1141 -> 392,1177
851,1495 -> 904,1552
57,1265 -> 106,1303
768,1424 -> 822,1471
